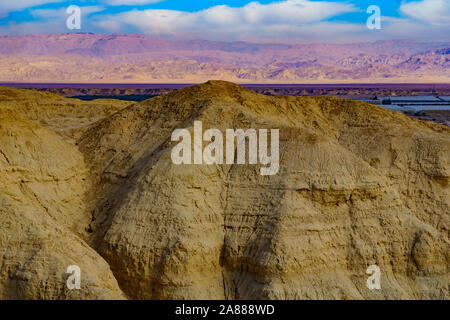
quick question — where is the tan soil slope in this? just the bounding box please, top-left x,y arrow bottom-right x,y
0,108 -> 126,299
78,81 -> 449,300
0,86 -> 130,141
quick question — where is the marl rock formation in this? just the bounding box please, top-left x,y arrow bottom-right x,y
0,86 -> 130,142
0,81 -> 449,299
0,109 -> 126,299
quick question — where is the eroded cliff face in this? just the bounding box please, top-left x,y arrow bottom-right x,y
78,81 -> 449,300
0,86 -> 130,142
0,81 -> 448,300
0,109 -> 126,299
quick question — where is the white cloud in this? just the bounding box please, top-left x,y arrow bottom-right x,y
0,6 -> 106,36
0,20 -> 62,36
1,0 -> 449,42
94,0 -> 358,41
92,0 -> 450,42
31,6 -> 105,19
101,0 -> 165,5
374,16 -> 450,41
400,0 -> 450,26
0,0 -> 63,17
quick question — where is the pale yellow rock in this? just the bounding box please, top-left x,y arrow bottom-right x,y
0,86 -> 130,142
0,81 -> 448,300
0,109 -> 126,299
78,81 -> 449,300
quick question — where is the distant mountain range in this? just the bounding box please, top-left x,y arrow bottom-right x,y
0,33 -> 449,83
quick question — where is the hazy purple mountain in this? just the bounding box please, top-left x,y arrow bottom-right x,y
0,33 -> 448,83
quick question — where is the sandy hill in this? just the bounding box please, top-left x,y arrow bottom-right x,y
0,81 -> 449,299
0,86 -> 130,141
0,108 -> 125,299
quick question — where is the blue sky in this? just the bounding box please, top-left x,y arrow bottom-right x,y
0,0 -> 449,42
